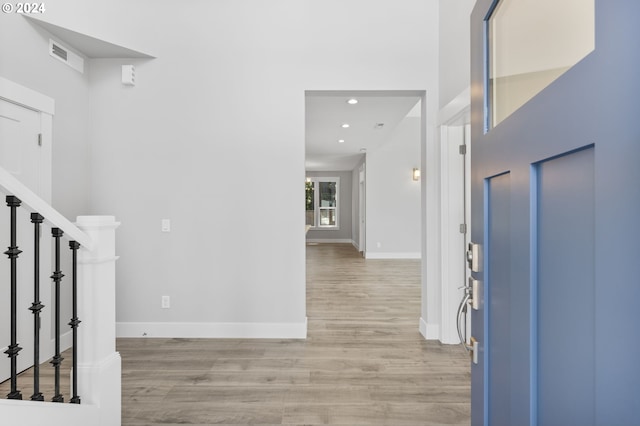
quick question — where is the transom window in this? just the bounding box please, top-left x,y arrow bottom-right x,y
305,177 -> 339,229
487,0 -> 595,130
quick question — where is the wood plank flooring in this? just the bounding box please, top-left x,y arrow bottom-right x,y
2,243 -> 471,425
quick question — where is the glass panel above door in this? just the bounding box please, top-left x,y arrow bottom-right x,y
488,0 -> 594,129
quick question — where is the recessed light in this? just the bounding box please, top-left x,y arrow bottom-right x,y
341,123 -> 350,128
338,139 -> 345,143
347,98 -> 358,105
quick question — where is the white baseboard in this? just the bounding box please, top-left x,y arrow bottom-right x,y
366,252 -> 421,259
306,238 -> 353,244
117,318 -> 308,339
419,317 -> 440,340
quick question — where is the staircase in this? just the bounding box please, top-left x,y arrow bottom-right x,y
0,167 -> 121,426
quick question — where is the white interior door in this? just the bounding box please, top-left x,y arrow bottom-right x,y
0,98 -> 45,383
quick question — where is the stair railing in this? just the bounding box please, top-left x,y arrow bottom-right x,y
0,166 -> 121,425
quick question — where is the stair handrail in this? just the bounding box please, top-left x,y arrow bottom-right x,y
0,167 -> 92,250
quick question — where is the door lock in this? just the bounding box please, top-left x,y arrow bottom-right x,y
467,242 -> 482,272
469,277 -> 480,310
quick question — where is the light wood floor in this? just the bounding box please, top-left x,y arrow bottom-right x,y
3,243 -> 471,425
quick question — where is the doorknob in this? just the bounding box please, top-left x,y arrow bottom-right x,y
467,242 -> 482,272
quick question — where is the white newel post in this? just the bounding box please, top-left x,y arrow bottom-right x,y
76,215 -> 122,425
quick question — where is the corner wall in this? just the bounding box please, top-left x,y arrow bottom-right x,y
439,0 -> 475,109
366,116 -> 421,259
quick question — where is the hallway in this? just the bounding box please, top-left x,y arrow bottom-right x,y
118,243 -> 470,424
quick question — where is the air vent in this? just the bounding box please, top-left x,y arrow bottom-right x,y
51,42 -> 68,61
374,123 -> 385,129
49,39 -> 84,74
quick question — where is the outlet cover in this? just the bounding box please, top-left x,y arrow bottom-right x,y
161,295 -> 170,309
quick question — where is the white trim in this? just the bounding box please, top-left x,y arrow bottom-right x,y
419,317 -> 440,340
0,76 -> 54,115
439,125 -> 467,345
306,238 -> 353,244
434,87 -> 472,345
351,239 -> 360,251
365,252 -> 421,259
117,318 -> 308,339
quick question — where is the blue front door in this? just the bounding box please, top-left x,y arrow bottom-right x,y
470,1 -> 640,425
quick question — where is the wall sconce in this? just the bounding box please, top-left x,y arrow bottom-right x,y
412,168 -> 421,181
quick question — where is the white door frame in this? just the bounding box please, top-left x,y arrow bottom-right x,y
358,163 -> 366,255
0,76 -> 53,202
438,87 -> 471,344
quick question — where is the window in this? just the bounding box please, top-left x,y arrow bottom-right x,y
487,0 -> 594,129
305,177 -> 339,229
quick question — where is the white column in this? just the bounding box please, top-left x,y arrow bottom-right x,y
75,216 -> 121,425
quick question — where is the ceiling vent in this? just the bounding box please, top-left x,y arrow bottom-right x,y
49,39 -> 84,74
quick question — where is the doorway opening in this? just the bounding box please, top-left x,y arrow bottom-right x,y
304,89 -> 424,335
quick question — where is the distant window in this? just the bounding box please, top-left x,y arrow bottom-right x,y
305,177 -> 339,229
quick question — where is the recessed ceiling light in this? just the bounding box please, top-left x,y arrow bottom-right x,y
338,139 -> 345,143
341,123 -> 350,128
347,98 -> 358,105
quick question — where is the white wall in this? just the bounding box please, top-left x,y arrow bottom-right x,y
366,116 -> 421,258
439,0 -> 475,109
424,0 -> 475,341
0,13 -> 90,220
305,171 -> 352,242
4,0 -> 439,338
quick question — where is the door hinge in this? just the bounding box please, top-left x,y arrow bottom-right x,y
459,223 -> 467,234
37,133 -> 42,147
459,144 -> 467,155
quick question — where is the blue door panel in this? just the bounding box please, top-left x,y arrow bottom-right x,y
535,147 -> 595,426
470,1 -> 640,425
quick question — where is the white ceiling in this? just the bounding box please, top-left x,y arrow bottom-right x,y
305,91 -> 421,171
24,15 -> 154,58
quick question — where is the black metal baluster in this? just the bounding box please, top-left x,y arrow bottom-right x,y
4,196 -> 23,400
69,241 -> 81,404
29,213 -> 44,401
50,228 -> 64,403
